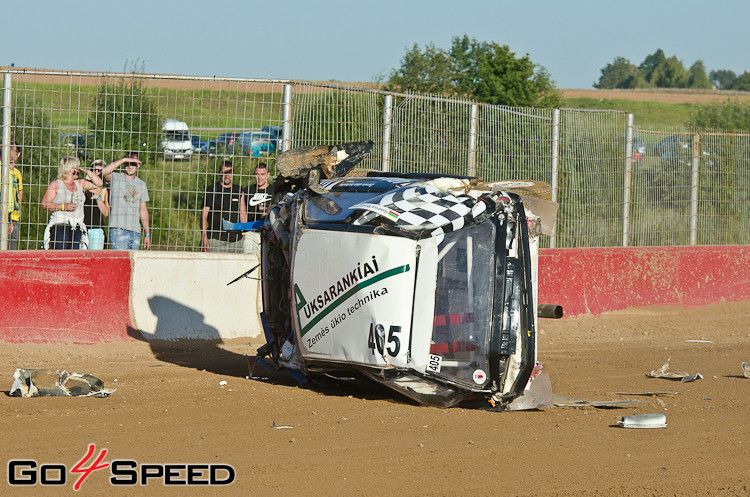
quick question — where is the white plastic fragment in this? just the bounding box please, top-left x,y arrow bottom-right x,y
219,380 -> 227,386
617,413 -> 667,429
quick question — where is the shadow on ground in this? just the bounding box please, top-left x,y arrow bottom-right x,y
127,296 -> 250,378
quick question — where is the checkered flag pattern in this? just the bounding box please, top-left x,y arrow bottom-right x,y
353,184 -> 488,238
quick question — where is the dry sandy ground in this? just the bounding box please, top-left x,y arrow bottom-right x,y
1,302 -> 749,496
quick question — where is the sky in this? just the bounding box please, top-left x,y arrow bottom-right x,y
2,0 -> 747,89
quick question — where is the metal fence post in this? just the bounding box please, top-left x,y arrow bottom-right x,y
689,133 -> 700,245
467,103 -> 478,177
549,108 -> 560,248
281,84 -> 293,153
622,113 -> 634,247
1,73 -> 11,251
381,94 -> 393,172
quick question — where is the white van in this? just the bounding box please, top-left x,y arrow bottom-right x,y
160,119 -> 193,160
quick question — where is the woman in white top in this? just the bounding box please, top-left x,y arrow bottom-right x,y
40,157 -> 103,249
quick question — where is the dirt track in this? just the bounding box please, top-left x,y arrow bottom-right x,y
1,301 -> 749,496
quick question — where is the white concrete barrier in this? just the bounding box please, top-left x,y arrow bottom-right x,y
130,251 -> 263,340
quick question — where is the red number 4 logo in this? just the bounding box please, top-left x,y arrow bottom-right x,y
70,444 -> 109,491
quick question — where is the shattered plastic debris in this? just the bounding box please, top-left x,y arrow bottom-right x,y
10,369 -> 115,398
742,362 -> 750,378
647,356 -> 703,383
617,413 -> 667,429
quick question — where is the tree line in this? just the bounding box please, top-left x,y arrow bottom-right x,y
595,49 -> 750,91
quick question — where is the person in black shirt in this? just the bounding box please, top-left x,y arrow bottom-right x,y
242,162 -> 272,253
201,160 -> 247,252
82,159 -> 109,247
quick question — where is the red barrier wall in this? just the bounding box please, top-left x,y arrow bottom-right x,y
0,251 -> 133,343
538,246 -> 750,317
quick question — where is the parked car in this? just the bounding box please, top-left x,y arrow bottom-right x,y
261,125 -> 283,150
240,141 -> 557,409
618,134 -> 646,162
198,139 -> 218,156
160,119 -> 193,160
233,131 -> 276,157
653,135 -> 689,159
216,132 -> 240,147
191,135 -> 206,153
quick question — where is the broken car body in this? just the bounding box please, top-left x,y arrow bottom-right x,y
255,141 -> 557,408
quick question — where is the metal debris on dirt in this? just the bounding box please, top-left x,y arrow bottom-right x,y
9,369 -> 115,398
617,413 -> 667,429
647,356 -> 703,383
742,362 -> 750,378
613,391 -> 678,396
552,393 -> 644,408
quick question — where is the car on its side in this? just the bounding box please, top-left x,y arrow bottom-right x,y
244,141 -> 558,410
233,131 -> 276,157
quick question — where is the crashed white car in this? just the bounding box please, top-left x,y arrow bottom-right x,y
253,142 -> 558,409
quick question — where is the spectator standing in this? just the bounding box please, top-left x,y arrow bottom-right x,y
202,160 -> 247,253
82,159 -> 110,247
102,152 -> 151,250
242,162 -> 272,253
40,157 -> 103,249
1,142 -> 23,249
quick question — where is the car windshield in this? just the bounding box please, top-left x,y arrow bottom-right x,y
303,178 -> 414,223
165,131 -> 190,141
429,220 -> 495,389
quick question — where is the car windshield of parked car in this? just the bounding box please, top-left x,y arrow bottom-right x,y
166,130 -> 190,141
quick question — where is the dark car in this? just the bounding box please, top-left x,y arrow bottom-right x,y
216,132 -> 240,146
191,135 -> 206,153
653,135 -> 689,159
618,135 -> 646,162
198,139 -> 218,156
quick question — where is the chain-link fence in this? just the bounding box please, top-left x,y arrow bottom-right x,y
1,69 -> 749,251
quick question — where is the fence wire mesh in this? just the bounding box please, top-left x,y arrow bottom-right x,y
2,68 -> 749,252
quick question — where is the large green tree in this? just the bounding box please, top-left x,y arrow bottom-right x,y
710,69 -> 736,90
732,71 -> 750,91
594,56 -> 646,89
385,35 -> 561,108
638,49 -> 667,84
687,61 -> 712,89
649,56 -> 689,88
